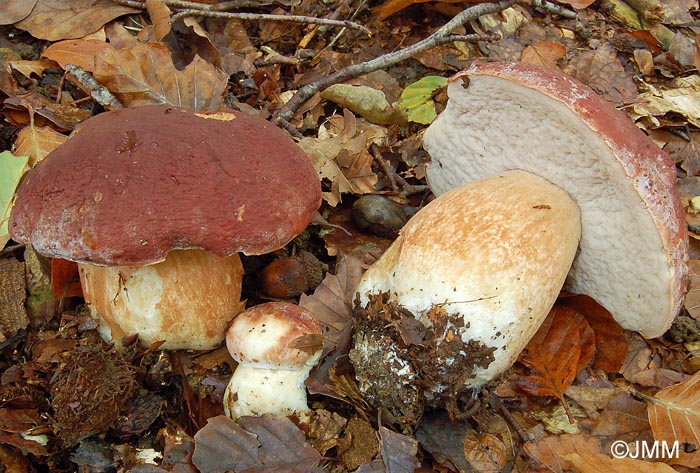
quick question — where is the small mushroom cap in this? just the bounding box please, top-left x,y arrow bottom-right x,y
356,170 -> 582,387
9,106 -> 322,266
226,302 -> 323,369
423,61 -> 688,338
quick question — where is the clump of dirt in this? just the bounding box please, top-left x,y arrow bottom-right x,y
50,342 -> 136,447
349,293 -> 495,431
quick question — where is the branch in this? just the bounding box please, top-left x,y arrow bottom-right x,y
273,0 -> 518,124
170,10 -> 372,36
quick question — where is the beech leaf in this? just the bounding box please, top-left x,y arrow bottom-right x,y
647,370 -> 700,446
321,84 -> 407,125
42,39 -> 115,71
400,76 -> 448,124
192,415 -> 323,473
13,124 -> 67,167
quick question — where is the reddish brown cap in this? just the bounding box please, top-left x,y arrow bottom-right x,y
10,106 -> 322,265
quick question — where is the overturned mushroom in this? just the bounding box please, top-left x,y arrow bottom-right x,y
352,61 -> 688,422
10,106 -> 321,350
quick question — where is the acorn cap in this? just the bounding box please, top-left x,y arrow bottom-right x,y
423,61 -> 688,338
9,106 -> 322,266
226,302 -> 323,369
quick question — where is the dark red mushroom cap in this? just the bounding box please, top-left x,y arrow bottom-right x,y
9,106 -> 322,265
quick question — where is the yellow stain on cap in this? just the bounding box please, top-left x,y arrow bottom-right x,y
195,111 -> 237,121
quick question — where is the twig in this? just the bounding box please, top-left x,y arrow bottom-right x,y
64,64 -> 124,110
171,10 -> 372,36
370,144 -> 430,196
532,0 -> 577,18
273,0 -> 517,124
433,33 -> 502,46
112,0 -> 269,10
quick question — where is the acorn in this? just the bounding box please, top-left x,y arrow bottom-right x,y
352,195 -> 408,238
258,251 -> 323,299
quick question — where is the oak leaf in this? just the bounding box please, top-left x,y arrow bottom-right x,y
94,42 -> 227,112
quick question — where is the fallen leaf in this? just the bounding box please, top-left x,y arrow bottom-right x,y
146,0 -> 172,42
518,304 -> 595,414
13,123 -> 67,167
564,43 -> 638,105
400,76 -> 448,124
298,111 -> 382,206
299,252 -> 364,349
463,432 -> 507,473
521,40 -> 566,69
192,415 -> 323,473
14,0 -> 139,41
558,293 -> 627,373
684,260 -> 700,319
8,60 -> 55,79
591,392 -> 650,437
632,75 -> 700,128
94,42 -> 228,112
524,433 -> 601,473
0,0 -> 38,25
565,452 -> 677,472
321,84 -> 407,125
3,94 -> 92,130
416,412 -> 471,472
373,0 -> 481,21
42,39 -> 115,71
380,426 -> 418,473
647,370 -> 700,447
0,151 -> 30,248
558,0 -> 596,8
51,258 -> 82,300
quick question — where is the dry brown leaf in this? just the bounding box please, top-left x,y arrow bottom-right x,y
0,0 -> 38,25
647,370 -> 700,447
632,75 -> 700,128
192,415 -> 323,473
94,42 -> 227,112
146,0 -> 172,42
564,43 -> 638,105
13,124 -> 68,167
521,40 -> 566,69
518,305 -> 594,406
684,260 -> 700,319
42,39 -> 115,71
558,0 -> 596,8
4,95 -> 92,130
559,293 -> 627,373
463,433 -> 507,473
565,452 -> 677,472
591,392 -> 650,437
299,252 -> 364,348
298,111 -> 382,206
523,433 -> 601,473
380,426 -> 419,473
8,60 -> 55,79
14,0 -> 139,41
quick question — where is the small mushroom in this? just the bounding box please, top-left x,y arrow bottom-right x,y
10,106 -> 321,350
223,302 -> 323,419
352,61 -> 688,415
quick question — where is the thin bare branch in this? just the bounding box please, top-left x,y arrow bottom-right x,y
171,10 -> 372,36
273,0 -> 518,125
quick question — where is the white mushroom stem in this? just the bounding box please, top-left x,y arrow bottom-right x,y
223,357 -> 321,419
355,170 -> 581,388
223,302 -> 323,419
79,249 -> 244,350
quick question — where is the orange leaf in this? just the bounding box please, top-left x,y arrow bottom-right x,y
373,0 -> 492,21
647,370 -> 700,447
559,293 -> 627,373
51,258 -> 83,300
521,40 -> 566,69
518,305 -> 584,403
42,39 -> 115,71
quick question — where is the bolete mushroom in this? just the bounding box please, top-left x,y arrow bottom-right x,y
351,61 -> 688,421
10,105 -> 321,350
223,302 -> 323,419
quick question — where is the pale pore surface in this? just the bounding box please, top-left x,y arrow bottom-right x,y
356,171 -> 581,386
424,76 -> 670,337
